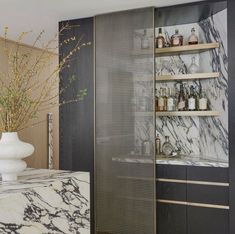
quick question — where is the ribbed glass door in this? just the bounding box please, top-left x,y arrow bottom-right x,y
95,8 -> 155,234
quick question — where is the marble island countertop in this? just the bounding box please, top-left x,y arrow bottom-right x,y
0,168 -> 90,234
112,155 -> 228,168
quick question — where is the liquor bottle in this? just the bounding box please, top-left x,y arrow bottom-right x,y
141,29 -> 150,49
188,56 -> 200,74
156,28 -> 165,49
167,88 -> 175,112
171,29 -> 183,47
185,85 -> 189,111
162,136 -> 174,156
163,87 -> 168,111
177,83 -> 186,111
158,88 -> 165,111
188,27 -> 199,45
199,89 -> 208,111
155,89 -> 158,111
164,31 -> 171,47
156,134 -> 161,155
188,85 -> 196,111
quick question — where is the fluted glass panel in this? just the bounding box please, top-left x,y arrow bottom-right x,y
95,8 -> 155,234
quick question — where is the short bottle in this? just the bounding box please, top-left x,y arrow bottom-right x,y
188,27 -> 199,45
167,88 -> 175,112
177,83 -> 186,111
156,134 -> 161,155
199,89 -> 208,111
162,136 -> 174,156
171,29 -> 183,47
156,28 -> 165,49
188,56 -> 200,74
188,86 -> 196,111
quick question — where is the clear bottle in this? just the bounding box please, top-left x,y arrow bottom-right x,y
141,29 -> 150,49
171,29 -> 183,47
156,28 -> 165,49
188,27 -> 199,45
188,85 -> 196,111
199,89 -> 208,111
158,88 -> 165,112
167,88 -> 175,112
162,136 -> 174,156
163,88 -> 168,111
177,83 -> 186,111
156,134 -> 161,155
188,56 -> 200,74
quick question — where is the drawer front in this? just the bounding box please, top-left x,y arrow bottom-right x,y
157,181 -> 186,201
187,184 -> 229,206
156,165 -> 186,180
187,166 -> 228,183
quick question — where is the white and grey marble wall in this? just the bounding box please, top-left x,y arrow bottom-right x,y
155,9 -> 228,162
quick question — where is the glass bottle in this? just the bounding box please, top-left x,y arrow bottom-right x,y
163,87 -> 168,111
188,27 -> 199,45
177,83 -> 186,111
199,89 -> 208,111
162,136 -> 174,156
167,88 -> 175,112
171,29 -> 183,47
156,134 -> 161,155
188,86 -> 196,111
158,88 -> 164,111
156,28 -> 165,49
188,56 -> 200,74
141,29 -> 149,49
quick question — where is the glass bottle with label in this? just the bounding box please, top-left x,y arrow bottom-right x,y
188,86 -> 196,111
167,88 -> 175,112
177,83 -> 186,111
162,136 -> 174,156
188,56 -> 200,74
158,88 -> 165,111
156,28 -> 165,49
199,89 -> 208,111
188,27 -> 199,45
141,29 -> 150,49
171,29 -> 183,47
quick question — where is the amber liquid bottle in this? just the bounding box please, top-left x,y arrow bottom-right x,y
171,29 -> 183,46
156,28 -> 165,48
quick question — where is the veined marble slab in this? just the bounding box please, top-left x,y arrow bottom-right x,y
112,156 -> 228,168
0,169 -> 90,234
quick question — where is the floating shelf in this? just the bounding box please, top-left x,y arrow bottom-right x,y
155,43 -> 219,56
155,72 -> 220,81
156,111 -> 219,117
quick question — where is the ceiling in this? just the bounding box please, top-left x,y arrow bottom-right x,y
0,0 -> 202,47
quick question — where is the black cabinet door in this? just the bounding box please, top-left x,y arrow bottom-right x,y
187,206 -> 229,234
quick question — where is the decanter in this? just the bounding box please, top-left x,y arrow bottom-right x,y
188,56 -> 200,74
162,136 -> 174,156
188,27 -> 199,45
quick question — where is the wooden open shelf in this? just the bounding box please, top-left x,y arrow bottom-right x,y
156,111 -> 219,117
155,72 -> 220,81
155,43 -> 219,56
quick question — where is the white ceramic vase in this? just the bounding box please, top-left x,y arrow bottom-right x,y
0,132 -> 34,181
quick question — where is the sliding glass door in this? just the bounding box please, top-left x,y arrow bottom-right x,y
95,8 -> 156,234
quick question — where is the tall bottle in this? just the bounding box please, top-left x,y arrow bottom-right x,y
178,83 -> 186,111
163,88 -> 168,111
158,88 -> 165,111
171,29 -> 183,47
199,89 -> 208,111
156,28 -> 165,49
188,86 -> 196,111
167,88 -> 175,112
156,134 -> 161,155
188,27 -> 199,45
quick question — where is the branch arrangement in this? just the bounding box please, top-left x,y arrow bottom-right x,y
0,24 -> 90,132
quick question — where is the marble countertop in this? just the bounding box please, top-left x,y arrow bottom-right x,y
112,156 -> 228,168
0,168 -> 90,234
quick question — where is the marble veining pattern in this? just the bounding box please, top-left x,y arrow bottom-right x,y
0,169 -> 90,234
